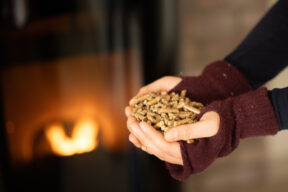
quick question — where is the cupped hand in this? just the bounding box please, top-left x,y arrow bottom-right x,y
125,76 -> 221,165
125,106 -> 220,165
126,115 -> 183,165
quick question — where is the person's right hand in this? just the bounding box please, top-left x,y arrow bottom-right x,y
129,76 -> 181,105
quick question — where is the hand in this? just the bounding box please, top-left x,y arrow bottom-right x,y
125,106 -> 220,165
125,61 -> 253,180
126,76 -> 182,162
164,111 -> 220,142
129,76 -> 181,105
125,107 -> 183,165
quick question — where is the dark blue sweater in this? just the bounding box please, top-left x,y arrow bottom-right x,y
225,0 -> 288,131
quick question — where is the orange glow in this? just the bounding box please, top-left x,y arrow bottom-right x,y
45,119 -> 99,156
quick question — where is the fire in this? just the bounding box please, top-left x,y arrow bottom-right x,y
45,119 -> 99,156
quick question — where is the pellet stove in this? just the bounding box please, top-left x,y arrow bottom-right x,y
0,0 -> 180,191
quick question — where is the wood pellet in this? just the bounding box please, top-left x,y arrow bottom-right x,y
130,90 -> 204,143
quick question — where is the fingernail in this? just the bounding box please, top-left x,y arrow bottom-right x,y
165,131 -> 176,141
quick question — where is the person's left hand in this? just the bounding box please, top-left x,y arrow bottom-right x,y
125,106 -> 220,165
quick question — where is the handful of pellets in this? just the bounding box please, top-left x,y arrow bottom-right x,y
130,90 -> 204,143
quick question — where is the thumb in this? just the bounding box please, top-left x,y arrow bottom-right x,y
164,124 -> 195,142
164,118 -> 219,142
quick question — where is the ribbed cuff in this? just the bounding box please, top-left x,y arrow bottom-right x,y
268,87 -> 288,131
234,88 -> 279,138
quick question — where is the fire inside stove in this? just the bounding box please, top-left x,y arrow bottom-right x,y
1,53 -> 140,166
45,119 -> 99,156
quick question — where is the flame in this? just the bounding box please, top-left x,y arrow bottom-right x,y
45,119 -> 99,156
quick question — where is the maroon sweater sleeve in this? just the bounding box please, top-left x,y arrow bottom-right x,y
170,60 -> 251,105
166,88 -> 279,180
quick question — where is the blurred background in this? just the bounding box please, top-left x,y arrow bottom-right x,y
0,0 -> 288,192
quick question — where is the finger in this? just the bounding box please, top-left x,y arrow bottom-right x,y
128,121 -> 163,156
125,106 -> 132,117
126,116 -> 139,135
127,117 -> 150,146
137,83 -> 163,96
139,122 -> 168,150
128,121 -> 183,165
138,76 -> 182,95
129,133 -> 142,148
164,119 -> 218,142
127,119 -> 152,154
127,118 -> 183,165
139,122 -> 183,164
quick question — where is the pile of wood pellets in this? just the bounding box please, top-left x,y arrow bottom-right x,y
130,90 -> 204,143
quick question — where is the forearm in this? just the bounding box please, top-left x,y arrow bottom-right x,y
166,88 -> 279,180
268,87 -> 288,131
225,0 -> 288,89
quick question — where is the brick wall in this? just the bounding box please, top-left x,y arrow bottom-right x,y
177,0 -> 271,75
